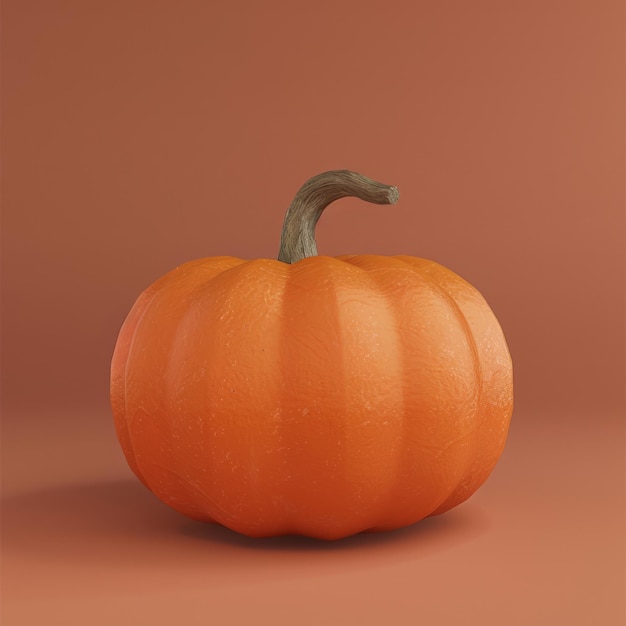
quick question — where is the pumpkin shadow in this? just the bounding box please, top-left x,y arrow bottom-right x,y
180,504 -> 489,553
2,479 -> 183,562
3,478 -> 491,579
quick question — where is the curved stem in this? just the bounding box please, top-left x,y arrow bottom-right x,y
278,170 -> 399,264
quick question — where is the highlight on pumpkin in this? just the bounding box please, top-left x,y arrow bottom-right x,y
110,170 -> 513,540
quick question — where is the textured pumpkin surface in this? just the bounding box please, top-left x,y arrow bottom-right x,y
111,253 -> 513,540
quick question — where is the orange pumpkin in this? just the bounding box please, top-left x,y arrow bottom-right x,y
110,171 -> 513,540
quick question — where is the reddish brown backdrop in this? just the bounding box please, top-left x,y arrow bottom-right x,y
2,1 -> 624,625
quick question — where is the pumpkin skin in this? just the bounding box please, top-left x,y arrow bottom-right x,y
111,252 -> 513,540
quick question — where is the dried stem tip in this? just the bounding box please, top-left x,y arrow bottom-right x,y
278,170 -> 399,264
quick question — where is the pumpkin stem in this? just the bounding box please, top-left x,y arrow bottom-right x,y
278,170 -> 399,264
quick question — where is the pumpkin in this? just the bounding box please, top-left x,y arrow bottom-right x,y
110,170 -> 513,540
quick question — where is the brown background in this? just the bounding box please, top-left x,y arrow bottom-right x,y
2,1 -> 624,625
